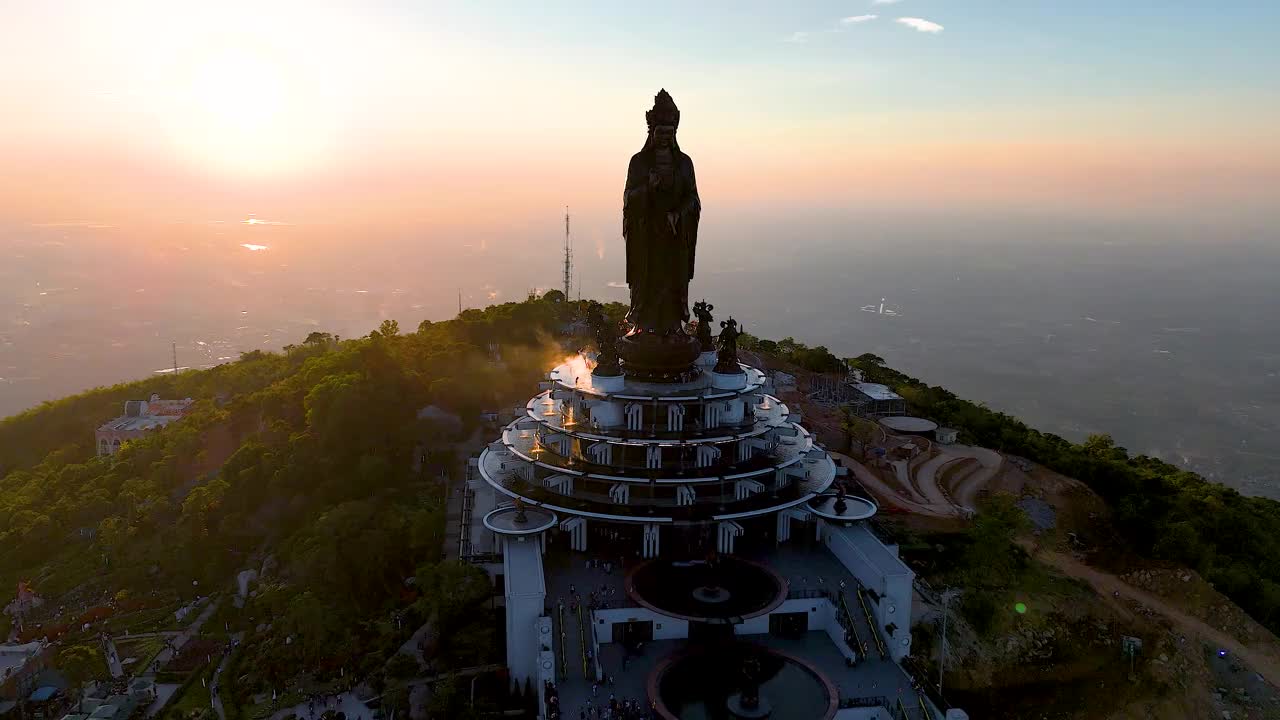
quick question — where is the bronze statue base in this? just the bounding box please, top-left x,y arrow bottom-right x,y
617,330 -> 701,383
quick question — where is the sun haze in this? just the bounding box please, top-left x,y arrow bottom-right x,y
2,1 -> 1278,233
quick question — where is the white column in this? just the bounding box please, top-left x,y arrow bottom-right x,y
702,403 -> 714,428
776,512 -> 790,543
643,524 -> 660,558
667,404 -> 685,432
717,521 -> 743,554
587,442 -> 612,465
734,479 -> 764,500
645,445 -> 662,469
560,518 -> 587,552
625,403 -> 643,432
545,474 -> 574,496
676,485 -> 696,506
609,483 -> 630,504
697,444 -> 720,468
546,433 -> 569,456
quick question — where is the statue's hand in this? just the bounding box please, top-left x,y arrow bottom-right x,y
667,212 -> 678,234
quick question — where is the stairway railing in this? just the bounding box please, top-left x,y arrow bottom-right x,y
556,603 -> 567,679
838,590 -> 868,659
857,588 -> 888,659
576,603 -> 589,677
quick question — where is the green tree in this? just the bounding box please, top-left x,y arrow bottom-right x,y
855,352 -> 886,366
377,319 -> 400,337
57,644 -> 106,689
304,332 -> 335,346
385,653 -> 419,680
840,409 -> 878,459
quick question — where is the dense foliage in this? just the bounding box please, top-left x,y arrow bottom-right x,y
0,297 -> 617,666
848,352 -> 1280,633
7,295 -> 1280,689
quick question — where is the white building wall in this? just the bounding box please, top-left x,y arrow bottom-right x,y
820,522 -> 916,662
590,400 -> 623,429
592,600 -> 854,662
502,539 -> 547,686
592,607 -> 690,641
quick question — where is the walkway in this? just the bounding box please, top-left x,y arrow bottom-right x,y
211,632 -> 243,720
948,445 -> 1002,511
143,599 -> 218,676
833,442 -> 1002,519
1033,547 -> 1280,687
103,635 -> 124,678
831,452 -> 951,519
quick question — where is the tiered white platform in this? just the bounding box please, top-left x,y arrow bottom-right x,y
477,359 -> 838,549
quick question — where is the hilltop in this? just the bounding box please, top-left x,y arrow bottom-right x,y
3,296 -> 1280,719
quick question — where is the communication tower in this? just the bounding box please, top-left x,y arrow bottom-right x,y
562,207 -> 573,301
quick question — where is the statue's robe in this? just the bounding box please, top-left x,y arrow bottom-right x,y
622,143 -> 701,335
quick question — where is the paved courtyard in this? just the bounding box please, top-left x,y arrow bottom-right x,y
540,536 -> 933,718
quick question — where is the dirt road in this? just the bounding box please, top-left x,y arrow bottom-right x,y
1034,547 -> 1280,687
831,451 -> 955,518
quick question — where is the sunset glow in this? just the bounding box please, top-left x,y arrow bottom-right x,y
0,2 -> 1277,231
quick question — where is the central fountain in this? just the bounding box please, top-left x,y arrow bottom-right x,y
650,642 -> 837,720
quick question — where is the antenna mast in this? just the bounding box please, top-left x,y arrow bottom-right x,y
172,342 -> 178,376
563,206 -> 573,301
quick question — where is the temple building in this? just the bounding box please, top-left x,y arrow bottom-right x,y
95,395 -> 193,456
463,89 -> 966,720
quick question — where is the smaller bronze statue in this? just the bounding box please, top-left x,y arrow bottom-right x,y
834,484 -> 849,515
714,317 -> 745,374
692,299 -> 715,353
587,302 -> 622,376
513,497 -> 529,524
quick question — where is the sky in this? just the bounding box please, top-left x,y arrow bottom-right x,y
3,0 -> 1279,240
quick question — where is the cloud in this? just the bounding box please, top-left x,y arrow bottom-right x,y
240,243 -> 269,251
897,17 -> 944,33
784,31 -> 810,43
872,0 -> 902,4
243,217 -> 292,226
841,14 -> 878,24
606,281 -> 628,289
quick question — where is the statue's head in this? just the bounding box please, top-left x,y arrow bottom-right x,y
646,89 -> 680,149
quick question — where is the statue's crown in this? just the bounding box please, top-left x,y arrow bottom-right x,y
646,88 -> 680,130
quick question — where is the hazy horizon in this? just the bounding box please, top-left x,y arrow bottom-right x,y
3,2 -> 1279,495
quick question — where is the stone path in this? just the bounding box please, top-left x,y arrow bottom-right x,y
211,632 -> 244,720
103,635 -> 124,678
1035,547 -> 1280,688
144,600 -> 218,675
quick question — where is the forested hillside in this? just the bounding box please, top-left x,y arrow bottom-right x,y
0,296 -> 623,653
7,297 -> 1280,716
